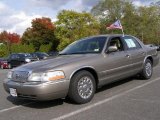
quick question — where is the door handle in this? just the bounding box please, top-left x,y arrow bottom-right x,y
140,52 -> 145,55
125,54 -> 130,58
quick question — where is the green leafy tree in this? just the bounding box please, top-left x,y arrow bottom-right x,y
91,0 -> 160,44
11,44 -> 35,53
0,44 -> 8,57
22,17 -> 58,51
137,6 -> 160,44
55,10 -> 100,50
91,0 -> 130,34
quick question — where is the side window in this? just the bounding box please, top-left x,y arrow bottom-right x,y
123,36 -> 141,50
108,37 -> 124,51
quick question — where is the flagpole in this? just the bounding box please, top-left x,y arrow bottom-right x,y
121,27 -> 124,37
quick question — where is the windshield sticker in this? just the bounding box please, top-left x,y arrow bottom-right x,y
124,39 -> 136,48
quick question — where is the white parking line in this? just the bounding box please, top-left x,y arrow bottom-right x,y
51,77 -> 160,120
0,102 -> 34,114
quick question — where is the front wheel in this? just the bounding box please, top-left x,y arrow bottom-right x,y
68,70 -> 96,104
140,59 -> 153,80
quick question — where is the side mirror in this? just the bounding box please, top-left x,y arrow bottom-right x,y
107,46 -> 118,53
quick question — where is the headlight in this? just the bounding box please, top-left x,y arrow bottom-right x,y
28,71 -> 65,82
7,71 -> 12,79
25,58 -> 31,63
28,73 -> 42,82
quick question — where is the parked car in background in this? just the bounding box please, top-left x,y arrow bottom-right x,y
8,53 -> 38,68
30,52 -> 49,60
157,45 -> 160,51
47,51 -> 59,57
0,58 -> 10,69
3,35 -> 159,104
145,44 -> 159,51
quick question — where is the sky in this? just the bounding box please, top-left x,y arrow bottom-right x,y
0,0 -> 158,35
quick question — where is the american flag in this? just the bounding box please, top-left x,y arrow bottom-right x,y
107,20 -> 123,30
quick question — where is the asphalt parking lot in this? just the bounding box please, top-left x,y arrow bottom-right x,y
0,57 -> 160,120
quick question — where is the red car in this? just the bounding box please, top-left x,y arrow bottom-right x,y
0,59 -> 11,69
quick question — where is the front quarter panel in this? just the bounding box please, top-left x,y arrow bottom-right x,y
52,54 -> 104,81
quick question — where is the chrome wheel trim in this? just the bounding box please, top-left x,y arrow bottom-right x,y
145,62 -> 152,77
77,76 -> 93,99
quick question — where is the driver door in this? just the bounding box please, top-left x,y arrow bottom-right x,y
99,36 -> 133,85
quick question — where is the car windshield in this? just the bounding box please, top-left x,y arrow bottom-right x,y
60,36 -> 107,55
20,54 -> 32,58
40,53 -> 49,57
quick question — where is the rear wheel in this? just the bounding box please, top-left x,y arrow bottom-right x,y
140,59 -> 153,79
68,70 -> 96,104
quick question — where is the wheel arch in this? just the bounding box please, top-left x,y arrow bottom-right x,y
144,56 -> 153,65
70,66 -> 99,88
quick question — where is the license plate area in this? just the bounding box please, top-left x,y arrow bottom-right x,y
9,88 -> 17,97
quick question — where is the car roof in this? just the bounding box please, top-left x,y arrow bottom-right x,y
88,34 -> 131,38
79,34 -> 134,40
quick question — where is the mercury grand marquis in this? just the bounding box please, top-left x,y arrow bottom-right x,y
3,34 -> 159,104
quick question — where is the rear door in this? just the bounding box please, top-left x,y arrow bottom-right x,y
122,36 -> 146,73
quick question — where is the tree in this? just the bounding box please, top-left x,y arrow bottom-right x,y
91,0 -> 130,34
55,10 -> 100,50
22,17 -> 58,51
91,0 -> 160,44
0,31 -> 21,53
136,6 -> 160,44
0,31 -> 20,44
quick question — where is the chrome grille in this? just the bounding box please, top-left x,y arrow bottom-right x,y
12,71 -> 29,83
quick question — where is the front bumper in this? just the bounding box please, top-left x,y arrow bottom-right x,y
153,54 -> 159,67
3,79 -> 70,100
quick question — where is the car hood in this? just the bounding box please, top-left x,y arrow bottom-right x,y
14,54 -> 98,72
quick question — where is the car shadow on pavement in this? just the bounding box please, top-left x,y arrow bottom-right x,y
7,96 -> 64,109
23,99 -> 64,109
96,76 -> 138,93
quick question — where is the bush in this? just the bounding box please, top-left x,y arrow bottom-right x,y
0,44 -> 9,57
0,43 -> 53,57
11,44 -> 35,53
39,43 -> 52,52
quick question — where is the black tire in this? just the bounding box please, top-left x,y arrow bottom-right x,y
140,59 -> 153,80
68,70 -> 96,104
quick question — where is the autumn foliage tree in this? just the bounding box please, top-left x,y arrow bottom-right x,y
0,31 -> 20,44
0,31 -> 21,53
22,17 -> 58,51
